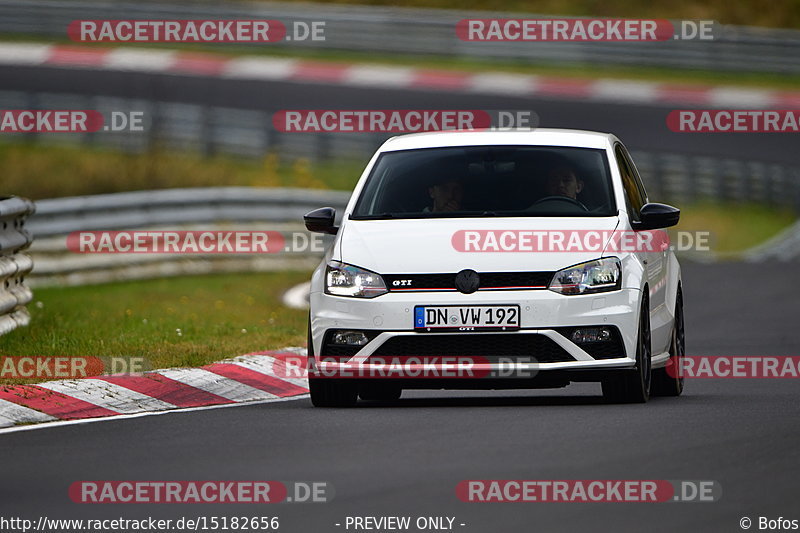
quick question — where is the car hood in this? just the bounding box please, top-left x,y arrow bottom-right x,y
338,216 -> 621,274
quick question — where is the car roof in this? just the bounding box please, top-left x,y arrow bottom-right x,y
379,128 -> 615,152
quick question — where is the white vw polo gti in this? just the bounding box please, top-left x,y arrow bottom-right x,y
304,129 -> 685,406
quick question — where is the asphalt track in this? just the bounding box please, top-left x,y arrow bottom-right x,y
1,65 -> 799,532
1,64 -> 798,164
0,261 -> 798,532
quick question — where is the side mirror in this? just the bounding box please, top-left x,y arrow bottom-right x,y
304,207 -> 339,235
632,203 -> 680,230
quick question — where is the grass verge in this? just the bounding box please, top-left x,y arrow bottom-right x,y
674,202 -> 796,253
0,143 -> 367,200
0,271 -> 311,385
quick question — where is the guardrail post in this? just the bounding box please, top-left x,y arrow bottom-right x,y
0,196 -> 36,336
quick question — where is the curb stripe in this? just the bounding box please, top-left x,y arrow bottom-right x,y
104,49 -> 177,71
535,78 -> 594,97
97,374 -> 233,408
469,73 -> 536,95
226,354 -> 309,388
411,70 -> 471,90
204,363 -> 308,397
344,65 -> 415,88
655,85 -> 713,105
0,385 -> 117,419
0,350 -> 308,428
0,43 -> 51,65
222,57 -> 298,79
156,367 -> 280,402
0,42 -> 795,108
48,45 -> 109,66
36,379 -> 177,414
0,398 -> 56,426
171,53 -> 228,75
291,62 -> 350,82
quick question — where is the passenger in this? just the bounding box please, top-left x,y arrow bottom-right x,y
424,177 -> 464,212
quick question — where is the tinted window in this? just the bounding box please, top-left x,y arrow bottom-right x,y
615,145 -> 645,220
352,146 -> 616,218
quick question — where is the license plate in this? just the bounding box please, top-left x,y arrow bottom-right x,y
414,305 -> 520,332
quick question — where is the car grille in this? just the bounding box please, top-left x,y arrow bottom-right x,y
383,271 -> 554,292
370,333 -> 574,363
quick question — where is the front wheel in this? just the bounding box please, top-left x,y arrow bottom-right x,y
309,377 -> 358,407
602,296 -> 651,404
652,287 -> 685,397
307,316 -> 357,407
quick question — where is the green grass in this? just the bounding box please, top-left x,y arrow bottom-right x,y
0,271 -> 311,385
0,142 -> 367,200
673,202 -> 796,253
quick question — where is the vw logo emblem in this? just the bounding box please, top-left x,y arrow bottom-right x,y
454,269 -> 480,294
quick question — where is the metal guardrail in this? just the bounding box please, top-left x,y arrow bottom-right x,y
27,188 -> 348,286
0,0 -> 799,74
29,187 -> 351,237
0,196 -> 35,335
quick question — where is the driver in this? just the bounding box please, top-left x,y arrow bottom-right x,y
546,164 -> 584,200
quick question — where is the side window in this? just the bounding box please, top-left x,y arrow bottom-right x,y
615,145 -> 645,221
621,145 -> 648,204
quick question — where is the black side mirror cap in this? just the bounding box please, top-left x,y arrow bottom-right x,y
632,202 -> 681,230
304,207 -> 339,235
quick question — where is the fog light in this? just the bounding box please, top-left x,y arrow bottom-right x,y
331,331 -> 369,346
571,327 -> 612,343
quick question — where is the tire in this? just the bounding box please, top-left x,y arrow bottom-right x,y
652,287 -> 685,397
307,317 -> 358,407
602,295 -> 652,404
358,381 -> 402,402
309,377 -> 358,407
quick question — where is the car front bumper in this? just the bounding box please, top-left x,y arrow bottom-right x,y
309,287 -> 642,377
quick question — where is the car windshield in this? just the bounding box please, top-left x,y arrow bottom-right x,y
352,145 -> 616,218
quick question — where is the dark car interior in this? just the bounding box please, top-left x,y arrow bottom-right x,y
353,145 -> 617,217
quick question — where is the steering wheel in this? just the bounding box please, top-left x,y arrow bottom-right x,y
530,196 -> 589,211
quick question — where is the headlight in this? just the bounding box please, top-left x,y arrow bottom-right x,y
548,257 -> 621,295
325,261 -> 388,298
